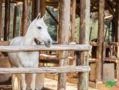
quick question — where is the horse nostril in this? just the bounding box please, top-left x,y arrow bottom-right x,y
47,40 -> 51,44
44,40 -> 52,47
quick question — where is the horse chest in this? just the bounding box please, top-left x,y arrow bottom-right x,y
9,51 -> 39,67
18,52 -> 39,67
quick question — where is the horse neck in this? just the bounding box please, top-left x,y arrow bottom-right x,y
24,29 -> 35,45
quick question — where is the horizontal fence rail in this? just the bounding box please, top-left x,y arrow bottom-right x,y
0,44 -> 91,52
0,66 -> 90,74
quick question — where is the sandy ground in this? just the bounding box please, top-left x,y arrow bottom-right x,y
44,78 -> 97,90
0,78 -> 97,90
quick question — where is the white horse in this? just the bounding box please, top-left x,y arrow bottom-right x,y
8,14 -> 52,90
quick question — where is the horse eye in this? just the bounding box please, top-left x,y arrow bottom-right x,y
37,26 -> 42,29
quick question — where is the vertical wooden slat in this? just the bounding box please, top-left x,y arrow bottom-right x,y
36,0 -> 41,14
96,0 -> 105,83
77,0 -> 90,90
32,0 -> 43,19
70,0 -> 76,42
4,0 -> 10,41
13,5 -> 17,38
32,0 -> 36,20
58,0 -> 71,44
32,0 -> 39,20
32,0 -> 45,18
58,0 -> 71,90
21,0 -> 29,36
0,1 -> 2,40
40,0 -> 46,17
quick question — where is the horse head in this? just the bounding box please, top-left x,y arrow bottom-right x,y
27,14 -> 53,47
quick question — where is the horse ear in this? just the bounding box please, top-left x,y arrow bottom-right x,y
36,13 -> 41,19
41,16 -> 45,20
41,14 -> 46,21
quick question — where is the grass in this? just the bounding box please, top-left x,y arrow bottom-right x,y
105,80 -> 116,88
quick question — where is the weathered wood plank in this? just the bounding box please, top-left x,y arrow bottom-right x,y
0,41 -> 9,45
0,44 -> 91,52
0,66 -> 90,74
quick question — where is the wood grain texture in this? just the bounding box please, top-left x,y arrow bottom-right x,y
96,0 -> 105,82
77,0 -> 90,90
0,66 -> 90,74
0,44 -> 91,52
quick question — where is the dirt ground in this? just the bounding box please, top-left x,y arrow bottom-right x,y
0,78 -> 97,90
44,78 -> 97,90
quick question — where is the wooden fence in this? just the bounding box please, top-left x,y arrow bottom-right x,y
0,44 -> 91,90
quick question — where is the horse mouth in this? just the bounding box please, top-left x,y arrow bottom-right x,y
34,38 -> 41,45
34,38 -> 51,47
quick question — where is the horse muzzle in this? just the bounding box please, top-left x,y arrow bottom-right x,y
44,40 -> 52,47
34,38 -> 52,47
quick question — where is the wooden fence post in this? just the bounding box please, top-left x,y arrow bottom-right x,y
96,0 -> 105,85
32,0 -> 45,18
58,0 -> 71,90
70,0 -> 76,42
32,0 -> 37,20
21,0 -> 29,36
4,0 -> 10,41
77,0 -> 90,90
32,0 -> 41,20
13,5 -> 17,38
40,0 -> 46,17
0,1 -> 2,40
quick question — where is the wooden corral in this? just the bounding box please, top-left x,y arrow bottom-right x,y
0,0 -> 119,90
0,43 -> 91,90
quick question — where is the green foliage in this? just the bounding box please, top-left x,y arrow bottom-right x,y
45,6 -> 58,41
105,80 -> 116,88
